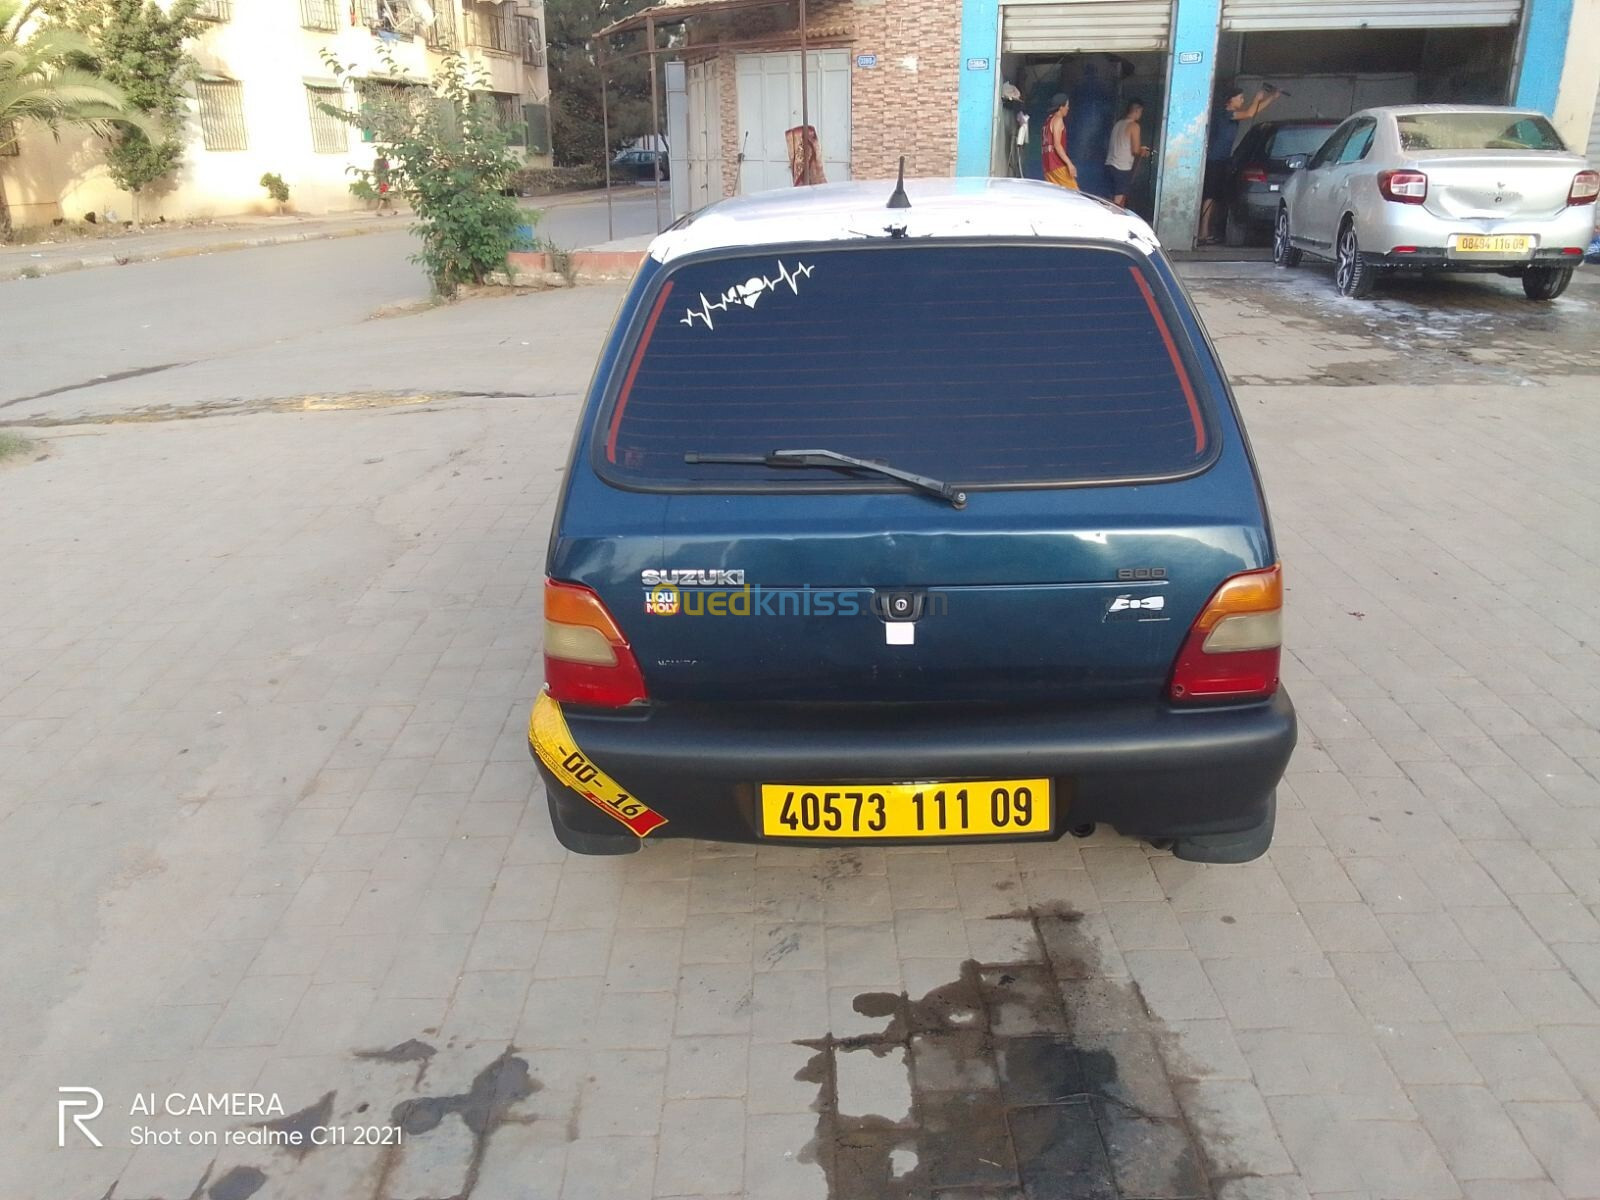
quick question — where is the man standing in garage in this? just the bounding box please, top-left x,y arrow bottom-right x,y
1199,82 -> 1280,244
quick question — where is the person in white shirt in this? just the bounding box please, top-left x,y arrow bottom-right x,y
1105,99 -> 1152,208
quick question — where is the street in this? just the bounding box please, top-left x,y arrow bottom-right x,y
2,235 -> 1600,1200
0,189 -> 661,423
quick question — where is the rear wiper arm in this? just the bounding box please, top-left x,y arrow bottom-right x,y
685,448 -> 968,509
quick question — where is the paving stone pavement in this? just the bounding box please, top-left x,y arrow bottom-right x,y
1,267 -> 1598,1200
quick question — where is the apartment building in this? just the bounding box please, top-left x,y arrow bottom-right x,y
2,0 -> 550,228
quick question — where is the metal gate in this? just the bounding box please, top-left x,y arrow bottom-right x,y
735,50 -> 851,195
685,59 -> 724,209
1221,0 -> 1521,31
1000,0 -> 1174,53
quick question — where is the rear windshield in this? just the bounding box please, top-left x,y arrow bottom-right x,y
1396,112 -> 1566,153
1268,125 -> 1336,158
598,245 -> 1212,488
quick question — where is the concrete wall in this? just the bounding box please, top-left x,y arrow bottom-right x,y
1549,0 -> 1600,151
2,0 -> 550,229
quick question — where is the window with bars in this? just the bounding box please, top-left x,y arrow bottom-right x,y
519,15 -> 542,65
355,78 -> 426,142
194,0 -> 231,20
492,92 -> 524,145
300,0 -> 340,30
466,3 -> 515,52
306,86 -> 347,153
524,102 -> 549,155
195,80 -> 247,151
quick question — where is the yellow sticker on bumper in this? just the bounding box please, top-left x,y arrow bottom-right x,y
529,692 -> 668,838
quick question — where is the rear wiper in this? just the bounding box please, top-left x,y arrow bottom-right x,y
685,448 -> 968,509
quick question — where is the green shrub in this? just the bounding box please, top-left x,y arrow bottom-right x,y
259,172 -> 289,206
321,48 -> 523,298
510,163 -> 607,196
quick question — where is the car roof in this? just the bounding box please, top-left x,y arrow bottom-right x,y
1349,104 -> 1550,119
648,177 -> 1161,265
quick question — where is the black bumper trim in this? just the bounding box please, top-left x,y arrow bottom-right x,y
532,690 -> 1297,851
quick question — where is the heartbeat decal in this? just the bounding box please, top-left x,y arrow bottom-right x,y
680,260 -> 815,330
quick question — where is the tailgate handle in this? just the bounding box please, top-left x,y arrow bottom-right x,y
872,590 -> 925,622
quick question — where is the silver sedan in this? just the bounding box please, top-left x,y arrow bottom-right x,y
1274,105 -> 1596,300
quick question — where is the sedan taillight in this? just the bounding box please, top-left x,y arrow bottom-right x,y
1568,170 -> 1599,206
1378,170 -> 1428,204
1240,166 -> 1268,184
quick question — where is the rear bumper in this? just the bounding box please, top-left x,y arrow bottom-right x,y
1372,248 -> 1585,270
532,690 -> 1297,855
1360,203 -> 1593,258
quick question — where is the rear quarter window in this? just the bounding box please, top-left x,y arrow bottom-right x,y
597,244 -> 1216,490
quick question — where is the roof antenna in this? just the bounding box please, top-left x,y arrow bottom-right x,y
886,156 -> 911,209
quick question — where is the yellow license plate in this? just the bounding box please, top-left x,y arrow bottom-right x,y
759,779 -> 1052,839
1455,235 -> 1530,253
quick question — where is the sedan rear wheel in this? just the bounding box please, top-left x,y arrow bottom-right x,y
1335,221 -> 1375,299
1522,266 -> 1573,302
1273,207 -> 1301,268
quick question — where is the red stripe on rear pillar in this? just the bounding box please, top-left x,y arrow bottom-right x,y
1128,267 -> 1206,455
606,280 -> 676,464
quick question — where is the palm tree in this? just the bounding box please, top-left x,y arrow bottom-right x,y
0,0 -> 146,238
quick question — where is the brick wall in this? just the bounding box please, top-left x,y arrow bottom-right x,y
688,0 -> 961,199
841,0 -> 961,180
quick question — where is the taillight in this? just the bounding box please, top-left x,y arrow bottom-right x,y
1378,170 -> 1428,204
1240,166 -> 1268,184
1168,565 -> 1283,703
1568,170 -> 1599,206
543,580 -> 648,707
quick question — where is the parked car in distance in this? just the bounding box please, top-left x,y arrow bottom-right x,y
1275,104 -> 1596,299
529,178 -> 1296,864
611,147 -> 669,181
1224,119 -> 1340,246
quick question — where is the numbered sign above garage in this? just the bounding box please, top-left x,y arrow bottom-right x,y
1001,0 -> 1174,53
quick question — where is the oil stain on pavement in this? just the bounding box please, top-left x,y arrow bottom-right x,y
796,904 -> 1209,1200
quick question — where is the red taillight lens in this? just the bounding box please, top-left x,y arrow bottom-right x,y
1568,170 -> 1599,206
1378,170 -> 1428,204
1240,166 -> 1268,184
1168,565 -> 1283,703
543,580 -> 648,707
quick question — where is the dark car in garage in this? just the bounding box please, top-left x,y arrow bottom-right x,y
1225,119 -> 1340,245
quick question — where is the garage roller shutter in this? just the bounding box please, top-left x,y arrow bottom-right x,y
1222,0 -> 1521,31
1001,0 -> 1173,52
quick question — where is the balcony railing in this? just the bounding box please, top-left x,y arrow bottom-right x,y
427,0 -> 459,49
519,14 -> 543,65
466,4 -> 516,53
194,0 -> 231,21
300,0 -> 340,31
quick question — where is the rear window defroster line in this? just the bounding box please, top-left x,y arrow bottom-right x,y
606,279 -> 676,464
1128,266 -> 1206,456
